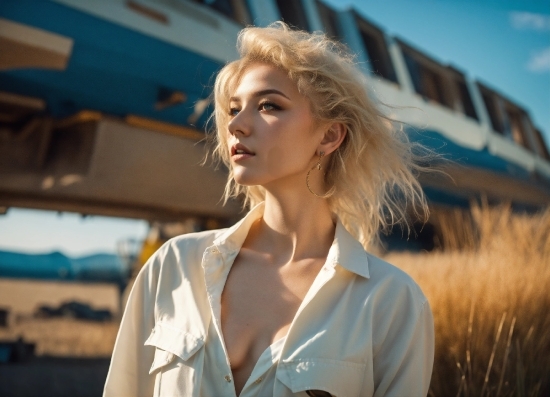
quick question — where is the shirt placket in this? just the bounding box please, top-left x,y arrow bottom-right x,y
202,244 -> 239,396
239,337 -> 285,396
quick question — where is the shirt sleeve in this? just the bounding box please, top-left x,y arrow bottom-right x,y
372,299 -> 435,397
103,255 -> 160,397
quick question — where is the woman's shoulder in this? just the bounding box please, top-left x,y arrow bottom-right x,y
362,251 -> 429,314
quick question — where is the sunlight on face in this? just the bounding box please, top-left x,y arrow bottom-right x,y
226,63 -> 324,190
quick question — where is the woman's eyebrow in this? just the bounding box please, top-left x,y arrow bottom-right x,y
230,89 -> 290,102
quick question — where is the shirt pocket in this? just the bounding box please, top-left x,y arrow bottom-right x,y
144,322 -> 205,397
276,359 -> 366,397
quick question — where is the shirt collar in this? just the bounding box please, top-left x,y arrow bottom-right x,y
212,202 -> 370,279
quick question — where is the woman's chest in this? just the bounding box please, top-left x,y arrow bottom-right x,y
148,314 -> 374,397
219,254 -> 324,386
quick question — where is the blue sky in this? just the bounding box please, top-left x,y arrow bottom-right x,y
0,209 -> 148,257
0,0 -> 548,256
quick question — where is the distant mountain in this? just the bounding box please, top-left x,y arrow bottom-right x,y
0,250 -> 129,284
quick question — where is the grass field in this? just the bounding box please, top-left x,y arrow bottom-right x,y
1,205 -> 548,396
0,280 -> 120,357
387,204 -> 550,397
0,279 -> 119,316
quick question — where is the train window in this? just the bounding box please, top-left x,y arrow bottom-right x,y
447,68 -> 478,121
456,79 -> 478,120
479,88 -> 505,135
316,0 -> 341,39
355,15 -> 397,83
533,128 -> 550,160
478,83 -> 540,153
505,107 -> 529,149
400,43 -> 452,108
457,81 -> 478,120
192,0 -> 250,25
275,0 -> 310,31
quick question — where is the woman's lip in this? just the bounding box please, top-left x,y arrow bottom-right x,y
231,143 -> 254,156
231,153 -> 255,161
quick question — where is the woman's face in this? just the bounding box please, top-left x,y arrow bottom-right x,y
226,63 -> 324,190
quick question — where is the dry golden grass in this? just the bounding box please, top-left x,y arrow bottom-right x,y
386,204 -> 550,397
0,279 -> 120,315
0,317 -> 119,357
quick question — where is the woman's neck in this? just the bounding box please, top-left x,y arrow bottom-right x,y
246,189 -> 336,264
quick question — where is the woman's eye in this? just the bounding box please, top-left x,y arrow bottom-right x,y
259,102 -> 280,111
229,107 -> 240,116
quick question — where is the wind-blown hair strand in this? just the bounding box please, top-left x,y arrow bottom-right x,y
209,22 -> 430,248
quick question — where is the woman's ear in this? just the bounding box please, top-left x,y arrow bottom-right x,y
318,122 -> 347,155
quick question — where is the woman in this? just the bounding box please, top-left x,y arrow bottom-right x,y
104,23 -> 434,397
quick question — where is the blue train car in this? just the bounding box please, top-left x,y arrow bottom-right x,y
1,0 -> 549,256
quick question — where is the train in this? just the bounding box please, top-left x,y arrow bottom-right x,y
1,0 -> 549,260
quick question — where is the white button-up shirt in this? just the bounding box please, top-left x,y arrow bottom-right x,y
104,203 -> 434,397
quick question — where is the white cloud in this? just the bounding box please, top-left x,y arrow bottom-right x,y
510,11 -> 550,31
527,47 -> 550,73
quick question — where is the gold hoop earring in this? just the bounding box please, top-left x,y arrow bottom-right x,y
306,151 -> 335,198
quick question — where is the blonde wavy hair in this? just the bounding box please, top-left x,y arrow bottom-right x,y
209,22 -> 429,248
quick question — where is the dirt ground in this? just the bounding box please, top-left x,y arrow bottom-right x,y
0,279 -> 122,396
0,356 -> 110,397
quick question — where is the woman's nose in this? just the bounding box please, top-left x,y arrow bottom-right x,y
228,110 -> 250,137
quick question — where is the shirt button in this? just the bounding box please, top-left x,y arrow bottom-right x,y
224,375 -> 232,382
253,377 -> 262,384
211,248 -> 219,254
